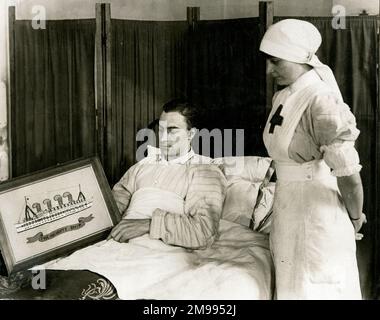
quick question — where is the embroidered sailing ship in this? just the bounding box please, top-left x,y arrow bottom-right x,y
15,185 -> 93,233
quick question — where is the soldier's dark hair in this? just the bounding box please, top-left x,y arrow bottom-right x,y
162,98 -> 199,129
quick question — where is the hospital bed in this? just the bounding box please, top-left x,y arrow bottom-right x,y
0,156 -> 275,300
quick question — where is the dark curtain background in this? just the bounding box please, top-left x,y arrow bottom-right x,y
275,16 -> 379,299
12,20 -> 96,177
188,18 -> 267,158
110,20 -> 188,185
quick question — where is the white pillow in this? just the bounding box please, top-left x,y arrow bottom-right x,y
212,156 -> 272,182
221,180 -> 262,227
212,156 -> 273,227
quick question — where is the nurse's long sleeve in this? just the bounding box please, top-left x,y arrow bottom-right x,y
310,94 -> 362,177
149,165 -> 227,249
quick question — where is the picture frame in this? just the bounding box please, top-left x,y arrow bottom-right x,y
0,156 -> 120,275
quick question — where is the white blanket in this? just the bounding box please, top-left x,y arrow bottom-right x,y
43,219 -> 274,300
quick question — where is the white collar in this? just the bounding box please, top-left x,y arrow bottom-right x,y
288,69 -> 321,94
147,146 -> 195,164
167,149 -> 195,164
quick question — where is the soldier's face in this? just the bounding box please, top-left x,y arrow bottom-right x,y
158,111 -> 194,159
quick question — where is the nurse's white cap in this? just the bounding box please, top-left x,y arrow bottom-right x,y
260,19 -> 343,102
260,19 -> 321,64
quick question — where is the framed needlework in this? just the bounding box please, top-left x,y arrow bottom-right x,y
0,157 -> 120,275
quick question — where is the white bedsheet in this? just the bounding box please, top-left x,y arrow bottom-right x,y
42,219 -> 274,300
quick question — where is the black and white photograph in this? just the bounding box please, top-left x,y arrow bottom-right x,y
0,0 -> 379,304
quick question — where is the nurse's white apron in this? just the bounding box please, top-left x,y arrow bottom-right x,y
263,83 -> 362,300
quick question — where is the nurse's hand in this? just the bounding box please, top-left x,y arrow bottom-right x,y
351,213 -> 367,240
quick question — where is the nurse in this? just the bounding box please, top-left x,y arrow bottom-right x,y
260,19 -> 366,299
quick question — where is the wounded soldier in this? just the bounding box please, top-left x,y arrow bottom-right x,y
28,100 -> 270,300
108,98 -> 227,249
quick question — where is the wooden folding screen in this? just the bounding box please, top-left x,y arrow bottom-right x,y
8,7 -> 97,178
7,4 -> 267,185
